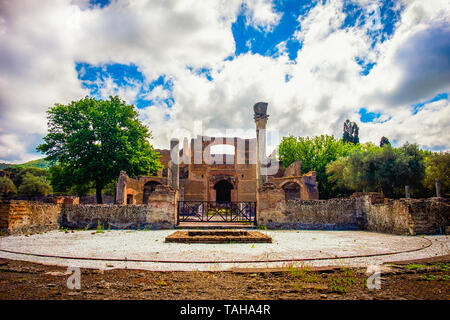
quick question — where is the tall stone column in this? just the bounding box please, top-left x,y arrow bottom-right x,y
169,138 -> 179,190
253,102 -> 269,191
405,185 -> 410,198
115,171 -> 127,204
435,178 -> 441,197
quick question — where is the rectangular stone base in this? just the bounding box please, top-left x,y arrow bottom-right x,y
165,230 -> 272,243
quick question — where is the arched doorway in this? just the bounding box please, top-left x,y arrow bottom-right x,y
143,181 -> 161,204
282,182 -> 300,201
214,180 -> 234,203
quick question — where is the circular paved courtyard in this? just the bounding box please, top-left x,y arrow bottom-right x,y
0,230 -> 448,271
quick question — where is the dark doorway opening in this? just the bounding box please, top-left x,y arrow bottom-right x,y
126,194 -> 133,204
282,182 -> 300,201
214,180 -> 234,203
143,181 -> 161,204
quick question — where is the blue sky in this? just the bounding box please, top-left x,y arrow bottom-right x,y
0,0 -> 449,162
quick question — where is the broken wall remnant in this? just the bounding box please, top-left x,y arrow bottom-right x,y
0,200 -> 63,235
61,184 -> 177,229
115,171 -> 168,205
258,187 -> 449,235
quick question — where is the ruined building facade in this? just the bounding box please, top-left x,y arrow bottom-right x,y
116,103 -> 319,205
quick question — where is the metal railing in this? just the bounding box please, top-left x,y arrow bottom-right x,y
177,201 -> 257,225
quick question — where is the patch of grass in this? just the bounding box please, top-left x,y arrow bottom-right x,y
438,263 -> 449,272
328,268 -> 360,293
284,262 -> 318,284
95,220 -> 104,234
256,224 -> 268,231
405,264 -> 428,270
329,277 -> 348,293
423,274 -> 437,281
0,231 -> 8,237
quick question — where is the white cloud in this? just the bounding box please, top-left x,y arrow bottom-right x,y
244,0 -> 282,32
0,0 -> 449,163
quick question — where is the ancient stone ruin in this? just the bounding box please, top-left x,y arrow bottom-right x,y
115,102 -> 319,206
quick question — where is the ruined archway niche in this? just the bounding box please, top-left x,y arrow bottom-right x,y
214,180 -> 234,202
282,182 -> 301,201
143,181 -> 162,204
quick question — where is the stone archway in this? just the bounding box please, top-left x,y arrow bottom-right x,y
143,181 -> 162,204
282,182 -> 300,201
214,180 -> 234,203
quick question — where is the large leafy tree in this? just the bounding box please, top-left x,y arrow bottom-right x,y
278,135 -> 362,198
18,173 -> 53,197
327,143 -> 425,198
0,176 -> 17,197
37,96 -> 162,203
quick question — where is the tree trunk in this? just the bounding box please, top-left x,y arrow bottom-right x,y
382,184 -> 394,199
96,184 -> 103,204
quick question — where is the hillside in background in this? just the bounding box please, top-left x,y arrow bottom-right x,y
0,158 -> 50,170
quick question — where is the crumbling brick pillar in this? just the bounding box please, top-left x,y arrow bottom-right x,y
257,183 -> 286,226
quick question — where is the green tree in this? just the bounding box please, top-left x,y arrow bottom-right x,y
327,143 -> 426,198
37,96 -> 162,203
342,119 -> 359,144
380,136 -> 390,147
279,135 -> 362,198
11,167 -> 50,189
424,152 -> 449,196
0,176 -> 17,197
18,173 -> 53,197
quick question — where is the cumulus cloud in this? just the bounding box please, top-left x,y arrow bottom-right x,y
0,0 -> 449,163
244,0 -> 282,31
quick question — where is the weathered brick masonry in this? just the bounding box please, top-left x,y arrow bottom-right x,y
0,200 -> 62,235
1,190 -> 448,235
0,185 -> 178,234
259,185 -> 449,235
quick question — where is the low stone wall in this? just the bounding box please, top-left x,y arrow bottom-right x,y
363,197 -> 449,235
60,204 -> 174,230
0,185 -> 177,234
259,184 -> 449,235
0,200 -> 63,235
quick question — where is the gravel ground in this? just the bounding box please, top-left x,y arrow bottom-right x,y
0,230 -> 448,271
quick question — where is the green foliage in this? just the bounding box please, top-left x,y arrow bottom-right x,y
279,135 -> 362,198
342,119 -> 359,144
37,96 -> 163,203
424,152 -> 449,196
96,220 -> 104,234
405,264 -> 427,270
379,136 -> 390,147
327,143 -> 425,198
11,167 -> 50,189
18,173 -> 53,197
0,176 -> 17,197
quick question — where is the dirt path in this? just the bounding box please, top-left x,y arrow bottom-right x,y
0,257 -> 448,300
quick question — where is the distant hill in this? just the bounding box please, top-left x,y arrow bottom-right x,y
0,158 -> 50,170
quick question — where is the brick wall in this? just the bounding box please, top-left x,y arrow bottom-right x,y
0,200 -> 62,235
258,186 -> 449,235
61,185 -> 177,229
